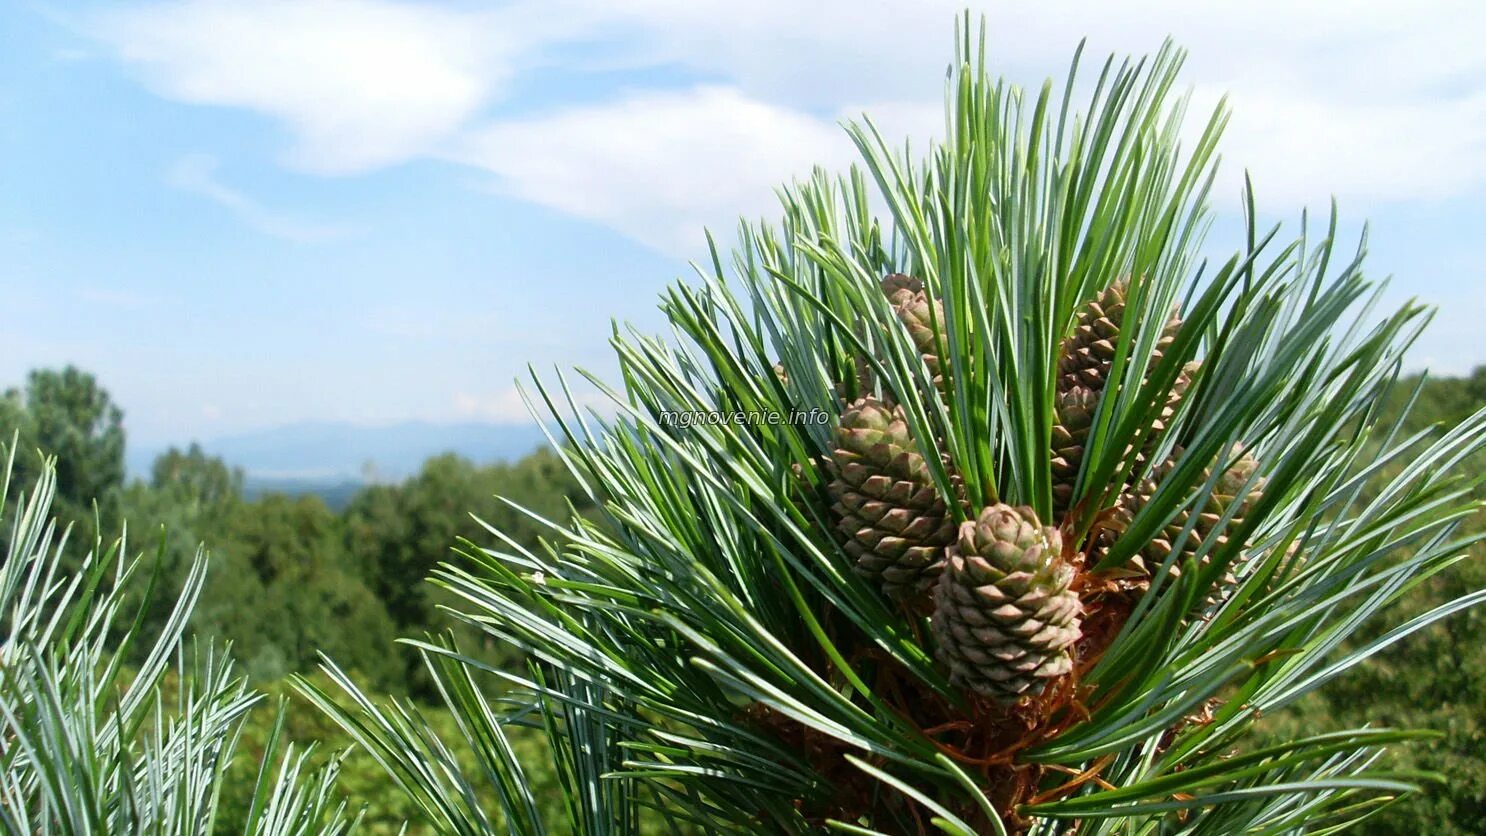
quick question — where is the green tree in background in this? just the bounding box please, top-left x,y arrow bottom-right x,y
119,445 -> 398,689
0,365 -> 125,544
130,443 -> 244,584
114,438 -> 593,696
204,493 -> 400,686
116,445 -> 244,655
153,442 -> 244,505
344,448 -> 592,691
345,449 -> 588,631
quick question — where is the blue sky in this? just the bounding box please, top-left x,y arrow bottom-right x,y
2,1 -> 1484,450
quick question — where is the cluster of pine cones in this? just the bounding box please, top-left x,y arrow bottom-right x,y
818,275 -> 1265,704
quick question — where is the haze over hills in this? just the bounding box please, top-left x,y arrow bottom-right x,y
128,420 -> 553,494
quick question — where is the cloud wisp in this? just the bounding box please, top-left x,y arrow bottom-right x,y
165,154 -> 355,242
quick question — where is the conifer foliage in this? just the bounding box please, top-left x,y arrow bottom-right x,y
306,16 -> 1486,834
0,441 -> 360,835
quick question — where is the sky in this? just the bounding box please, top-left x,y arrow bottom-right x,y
2,0 -> 1485,450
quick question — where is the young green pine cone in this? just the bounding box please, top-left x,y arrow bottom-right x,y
932,504 -> 1083,702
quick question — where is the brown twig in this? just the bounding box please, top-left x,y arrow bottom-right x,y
1028,754 -> 1118,805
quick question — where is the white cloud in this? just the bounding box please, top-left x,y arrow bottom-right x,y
166,153 -> 354,242
511,0 -> 1486,213
96,0 -> 516,173
451,89 -> 948,253
536,0 -> 963,108
452,86 -> 856,253
89,0 -> 1486,252
1202,84 -> 1486,208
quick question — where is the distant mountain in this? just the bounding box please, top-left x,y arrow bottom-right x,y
129,420 -> 552,483
241,476 -> 367,511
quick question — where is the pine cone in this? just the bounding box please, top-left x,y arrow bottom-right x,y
1098,446 -> 1265,604
1057,278 -> 1181,395
827,397 -> 956,599
1050,281 -> 1187,519
1050,386 -> 1100,516
1049,362 -> 1193,519
932,504 -> 1082,702
882,274 -> 946,392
